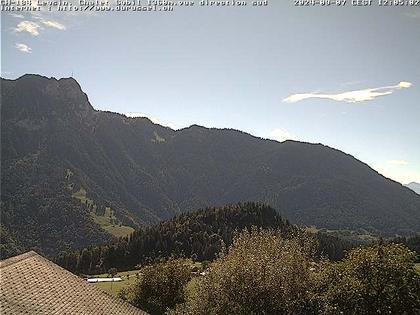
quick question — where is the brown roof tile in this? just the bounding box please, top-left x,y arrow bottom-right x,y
0,251 -> 147,315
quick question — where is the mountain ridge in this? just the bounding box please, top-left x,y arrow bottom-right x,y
2,74 -> 420,257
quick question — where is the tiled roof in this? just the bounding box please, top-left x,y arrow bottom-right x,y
0,251 -> 147,315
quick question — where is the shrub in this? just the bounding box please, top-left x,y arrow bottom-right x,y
123,258 -> 192,315
315,242 -> 420,314
171,228 -> 316,315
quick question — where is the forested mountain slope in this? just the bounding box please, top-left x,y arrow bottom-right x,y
2,74 -> 420,257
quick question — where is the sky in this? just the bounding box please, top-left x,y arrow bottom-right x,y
1,1 -> 420,184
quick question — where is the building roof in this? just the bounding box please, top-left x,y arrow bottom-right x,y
0,251 -> 147,315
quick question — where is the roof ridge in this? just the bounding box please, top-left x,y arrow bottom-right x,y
30,253 -> 145,310
0,251 -> 40,268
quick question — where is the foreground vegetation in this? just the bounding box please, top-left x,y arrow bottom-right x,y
118,229 -> 420,315
54,203 -> 419,314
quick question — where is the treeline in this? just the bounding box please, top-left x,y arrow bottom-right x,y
56,202 -> 359,274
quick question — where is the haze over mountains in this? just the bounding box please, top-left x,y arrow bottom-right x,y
1,74 -> 420,257
406,182 -> 420,195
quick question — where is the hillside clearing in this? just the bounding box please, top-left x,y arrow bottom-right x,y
73,187 -> 134,238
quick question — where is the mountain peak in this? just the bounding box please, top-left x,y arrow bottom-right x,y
2,74 -> 94,120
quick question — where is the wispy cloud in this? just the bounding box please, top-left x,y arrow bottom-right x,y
283,82 -> 413,104
9,13 -> 24,18
14,21 -> 40,36
15,43 -> 32,53
387,160 -> 409,166
41,20 -> 66,30
405,10 -> 420,19
268,128 -> 297,142
1,71 -> 12,77
13,19 -> 66,37
375,163 -> 420,185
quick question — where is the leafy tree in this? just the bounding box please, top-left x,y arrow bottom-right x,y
171,228 -> 316,315
315,242 -> 420,314
390,234 -> 420,262
122,258 -> 193,315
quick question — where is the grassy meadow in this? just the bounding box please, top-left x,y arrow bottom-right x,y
92,261 -> 204,296
72,187 -> 134,238
92,270 -> 140,296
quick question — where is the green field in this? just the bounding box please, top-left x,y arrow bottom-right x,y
92,270 -> 140,296
93,262 -> 203,296
90,207 -> 135,238
305,226 -> 378,244
72,187 -> 134,238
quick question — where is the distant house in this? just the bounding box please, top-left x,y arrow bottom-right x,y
0,251 -> 147,315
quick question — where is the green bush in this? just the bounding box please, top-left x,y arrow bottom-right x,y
122,258 -> 192,315
315,242 -> 420,314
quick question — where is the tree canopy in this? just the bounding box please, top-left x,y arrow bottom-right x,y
123,230 -> 420,315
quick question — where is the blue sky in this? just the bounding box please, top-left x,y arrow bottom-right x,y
1,2 -> 420,184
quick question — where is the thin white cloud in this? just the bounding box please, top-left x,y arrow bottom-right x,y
283,82 -> 413,104
41,20 -> 66,30
268,128 -> 297,142
14,21 -> 40,36
9,13 -> 24,18
126,113 -> 179,130
375,165 -> 420,185
15,43 -> 32,53
405,10 -> 420,19
1,71 -> 12,77
13,19 -> 65,37
387,160 -> 409,166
